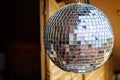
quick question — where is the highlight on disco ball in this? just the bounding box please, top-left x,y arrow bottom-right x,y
44,3 -> 114,73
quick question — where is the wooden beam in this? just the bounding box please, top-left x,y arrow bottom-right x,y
45,0 -> 83,80
40,0 -> 46,80
105,57 -> 114,80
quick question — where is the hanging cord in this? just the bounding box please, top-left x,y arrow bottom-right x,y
84,0 -> 90,4
87,0 -> 90,4
76,0 -> 84,3
76,0 -> 90,4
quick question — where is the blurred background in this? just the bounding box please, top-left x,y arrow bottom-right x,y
3,0 -> 40,80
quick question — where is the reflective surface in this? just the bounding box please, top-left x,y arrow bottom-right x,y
44,3 -> 114,73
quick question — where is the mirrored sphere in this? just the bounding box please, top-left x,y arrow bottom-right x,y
44,3 -> 114,73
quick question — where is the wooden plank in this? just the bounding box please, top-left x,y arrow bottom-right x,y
104,57 -> 114,80
46,0 -> 83,80
85,66 -> 106,80
40,0 -> 46,80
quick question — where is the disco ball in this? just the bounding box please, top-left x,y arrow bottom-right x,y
44,3 -> 114,73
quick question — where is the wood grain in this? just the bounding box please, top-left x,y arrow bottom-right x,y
40,0 -> 46,80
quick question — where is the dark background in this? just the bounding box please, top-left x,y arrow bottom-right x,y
7,0 -> 39,43
1,0 -> 40,80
